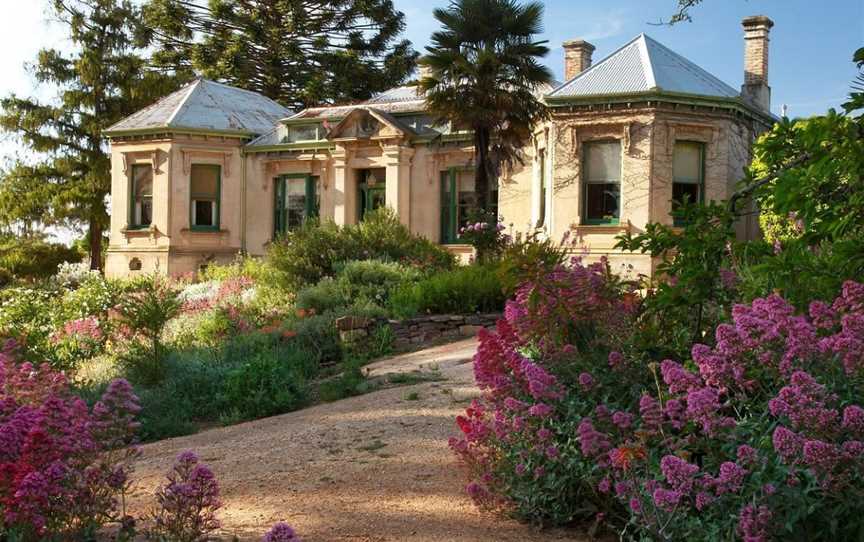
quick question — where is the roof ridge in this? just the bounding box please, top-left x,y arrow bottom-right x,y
640,34 -> 738,96
637,34 -> 657,90
165,79 -> 201,127
549,33 -> 646,93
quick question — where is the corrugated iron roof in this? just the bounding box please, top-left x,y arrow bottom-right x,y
548,34 -> 739,100
106,78 -> 291,135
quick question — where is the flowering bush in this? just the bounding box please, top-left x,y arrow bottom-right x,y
262,522 -> 301,541
458,211 -> 509,264
148,451 -> 222,542
453,269 -> 864,540
0,342 -> 141,540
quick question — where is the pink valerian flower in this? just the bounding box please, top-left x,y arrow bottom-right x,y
773,426 -> 804,462
842,405 -> 864,436
150,451 -> 221,541
738,504 -> 773,542
55,316 -> 104,343
768,371 -> 839,434
611,411 -> 634,429
545,446 -> 560,460
660,455 -> 700,494
608,351 -> 624,368
736,445 -> 759,466
663,399 -> 687,430
695,491 -> 714,510
528,403 -> 554,418
597,478 -> 611,493
262,522 -> 301,541
685,387 -> 734,435
652,488 -> 682,511
639,395 -> 663,430
719,268 -> 738,290
660,360 -> 701,394
578,419 -> 611,457
712,462 -> 747,495
578,372 -> 595,390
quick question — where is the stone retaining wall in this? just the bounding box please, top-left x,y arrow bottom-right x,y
336,313 -> 502,351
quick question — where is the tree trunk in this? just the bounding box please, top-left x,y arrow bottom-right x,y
474,127 -> 490,212
89,217 -> 103,272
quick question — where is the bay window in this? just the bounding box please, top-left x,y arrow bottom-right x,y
583,140 -> 621,224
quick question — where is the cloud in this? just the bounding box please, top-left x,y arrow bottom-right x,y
580,10 -> 627,41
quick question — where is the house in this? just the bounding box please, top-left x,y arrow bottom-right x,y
104,16 -> 776,278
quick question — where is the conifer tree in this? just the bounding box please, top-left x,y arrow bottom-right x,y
142,0 -> 418,110
0,0 -> 185,270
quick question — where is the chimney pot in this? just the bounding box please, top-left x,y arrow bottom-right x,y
562,39 -> 595,81
741,15 -> 774,111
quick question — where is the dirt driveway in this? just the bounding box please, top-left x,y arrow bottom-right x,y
126,339 -> 586,541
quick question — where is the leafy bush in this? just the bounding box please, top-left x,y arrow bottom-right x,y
296,259 -> 421,315
388,265 -> 505,318
458,211 -> 509,264
268,209 -> 455,289
0,235 -> 82,283
223,349 -> 308,420
452,265 -> 864,541
495,230 -> 568,295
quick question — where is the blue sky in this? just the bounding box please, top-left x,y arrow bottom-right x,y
396,0 -> 864,118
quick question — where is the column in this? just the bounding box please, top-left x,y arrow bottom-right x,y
383,145 -> 414,227
332,147 -> 356,226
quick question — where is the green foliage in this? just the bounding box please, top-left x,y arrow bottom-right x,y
736,238 -> 864,309
495,230 -> 567,295
615,201 -> 736,359
0,236 -> 82,283
114,275 -> 182,384
142,0 -> 417,110
418,0 -> 553,212
750,112 -> 864,242
296,259 -> 421,315
317,359 -> 371,403
268,209 -> 455,289
290,313 -> 343,365
0,0 -> 184,269
223,351 -> 308,420
389,264 -> 504,319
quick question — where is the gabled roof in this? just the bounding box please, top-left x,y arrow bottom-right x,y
548,34 -> 739,102
106,78 -> 291,136
326,107 -> 417,140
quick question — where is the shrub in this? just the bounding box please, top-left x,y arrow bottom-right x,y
268,209 -> 454,289
457,211 -> 508,264
148,451 -> 221,542
0,344 -> 141,540
0,235 -> 82,283
262,522 -> 301,541
223,349 -> 308,420
494,230 -> 568,296
452,271 -> 864,541
295,259 -> 421,315
388,265 -> 505,318
114,276 -> 182,384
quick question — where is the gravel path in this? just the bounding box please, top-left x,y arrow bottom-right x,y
126,339 -> 586,541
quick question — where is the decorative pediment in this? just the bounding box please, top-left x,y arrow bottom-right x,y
326,107 -> 415,142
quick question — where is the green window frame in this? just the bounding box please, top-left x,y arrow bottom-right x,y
440,167 -> 498,244
672,141 -> 705,226
274,173 -> 319,236
582,140 -> 622,225
128,164 -> 154,229
357,168 -> 387,221
537,148 -> 547,228
189,164 -> 221,231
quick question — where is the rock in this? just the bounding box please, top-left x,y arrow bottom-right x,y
460,325 -> 483,337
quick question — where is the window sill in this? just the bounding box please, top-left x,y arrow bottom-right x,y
121,225 -> 158,235
181,228 -> 229,236
571,221 -> 631,235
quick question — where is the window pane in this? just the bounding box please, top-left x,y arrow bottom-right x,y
538,149 -> 546,227
585,141 -> 621,182
286,179 -> 306,227
193,200 -> 214,227
138,199 -> 152,225
585,183 -> 620,222
288,124 -> 319,142
673,182 -> 700,206
673,142 -> 703,183
191,165 -> 219,197
133,166 -> 153,197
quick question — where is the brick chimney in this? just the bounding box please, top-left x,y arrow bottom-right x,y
741,15 -> 774,111
563,39 -> 595,81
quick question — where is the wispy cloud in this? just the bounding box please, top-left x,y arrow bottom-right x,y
580,10 -> 627,41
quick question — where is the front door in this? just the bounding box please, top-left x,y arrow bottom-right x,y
357,168 -> 387,220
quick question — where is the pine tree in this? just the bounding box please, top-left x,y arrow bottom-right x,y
142,0 -> 418,110
0,0 -> 185,270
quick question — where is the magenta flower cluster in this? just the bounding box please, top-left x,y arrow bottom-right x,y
0,340 -> 141,538
453,269 -> 864,541
149,450 -> 222,541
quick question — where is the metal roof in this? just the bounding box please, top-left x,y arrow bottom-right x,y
106,78 -> 291,135
548,34 -> 739,101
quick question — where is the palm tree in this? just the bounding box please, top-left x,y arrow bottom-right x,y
418,0 -> 553,214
